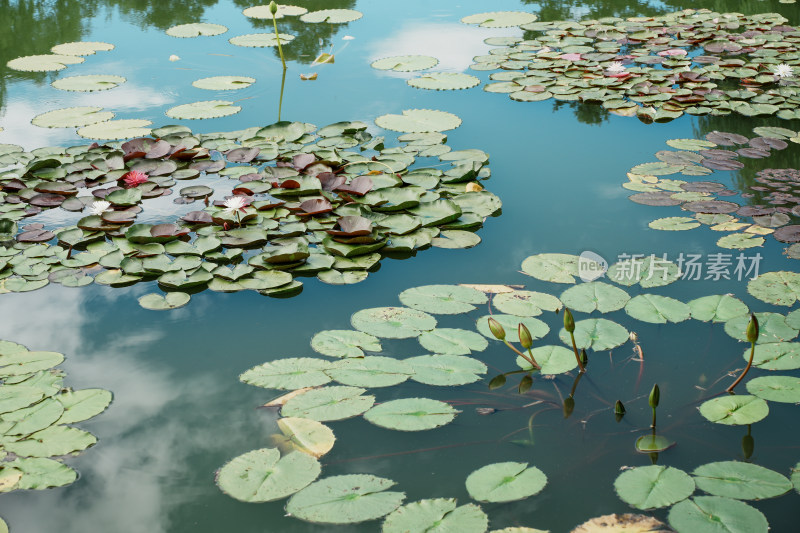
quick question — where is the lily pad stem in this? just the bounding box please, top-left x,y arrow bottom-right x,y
271,13 -> 287,71
726,341 -> 755,393
503,340 -> 539,370
569,332 -> 585,373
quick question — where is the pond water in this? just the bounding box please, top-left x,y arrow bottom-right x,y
1,0 -> 800,532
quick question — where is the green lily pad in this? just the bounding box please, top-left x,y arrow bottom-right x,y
382,498 -> 488,533
325,356 -> 412,388
1,399 -> 63,436
725,312 -> 798,344
465,462 -> 547,503
688,295 -> 749,323
749,342 -> 800,370
515,345 -> 578,375
560,282 -> 630,313
299,9 -> 363,23
692,461 -> 792,500
371,55 -> 439,72
406,354 -> 487,386
166,100 -> 241,120
310,330 -> 381,358
192,76 -> 255,90
432,230 -> 481,249
281,386 -> 374,422
229,33 -> 295,47
166,23 -> 227,38
614,465 -> 695,510
408,73 -> 481,91
668,496 -> 768,533
364,397 -> 459,431
625,294 -> 690,324
77,119 -> 152,140
286,474 -> 404,524
138,292 -> 190,310
399,284 -> 487,315
717,234 -> 764,250
351,307 -> 437,338
492,290 -> 562,317
461,11 -> 538,28
635,434 -> 675,454
521,253 -> 580,283
31,106 -> 114,128
5,458 -> 76,490
699,395 -> 769,425
52,75 -> 126,92
4,425 -> 96,457
6,54 -> 84,72
418,328 -> 488,355
242,4 -> 308,19
240,358 -> 332,390
476,314 -> 549,343
649,217 -> 701,231
375,109 -> 461,133
607,256 -> 680,288
666,138 -> 717,151
559,318 -> 628,351
50,41 -> 113,55
57,389 -> 112,424
0,350 -> 64,377
747,271 -> 800,306
745,375 -> 800,403
216,448 -> 320,502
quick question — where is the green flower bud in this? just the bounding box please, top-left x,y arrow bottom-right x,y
563,396 -> 575,418
269,1 -> 278,15
580,348 -> 588,367
488,374 -> 506,390
746,313 -> 759,344
518,323 -> 533,349
518,375 -> 533,394
614,399 -> 626,416
487,317 -> 506,340
564,307 -> 575,333
649,384 -> 660,409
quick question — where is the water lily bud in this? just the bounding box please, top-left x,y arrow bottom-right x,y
742,434 -> 754,460
518,323 -> 533,349
564,307 -> 575,333
488,374 -> 506,390
649,384 -> 660,409
487,317 -> 506,340
614,400 -> 626,416
746,314 -> 759,344
518,375 -> 533,394
580,348 -> 588,367
269,1 -> 278,15
563,396 -> 575,418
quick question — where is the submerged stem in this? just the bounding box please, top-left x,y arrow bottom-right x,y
726,341 -> 756,393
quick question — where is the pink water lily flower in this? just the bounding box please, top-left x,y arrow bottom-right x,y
657,49 -> 687,57
560,53 -> 582,61
123,170 -> 149,188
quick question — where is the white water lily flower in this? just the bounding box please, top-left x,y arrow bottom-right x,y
606,61 -> 626,73
223,196 -> 248,213
169,54 -> 180,62
89,200 -> 111,216
342,35 -> 355,40
774,63 -> 794,78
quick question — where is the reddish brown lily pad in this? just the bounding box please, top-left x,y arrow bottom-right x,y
28,193 -> 65,207
326,216 -> 373,237
706,131 -> 749,146
226,147 -> 260,163
298,198 -> 333,216
336,176 -> 373,197
151,223 -> 189,238
682,200 -> 739,213
701,158 -> 744,171
750,137 -> 788,151
17,229 -> 55,242
737,205 -> 775,217
629,191 -> 682,206
680,181 -> 725,193
181,211 -> 213,224
773,225 -> 800,243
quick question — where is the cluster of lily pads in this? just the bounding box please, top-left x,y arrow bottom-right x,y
471,9 -> 800,122
0,119 -> 500,307
216,251 -> 800,531
0,340 -> 112,504
626,125 -> 800,254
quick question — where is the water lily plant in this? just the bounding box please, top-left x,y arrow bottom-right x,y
88,200 -> 111,216
123,170 -> 149,188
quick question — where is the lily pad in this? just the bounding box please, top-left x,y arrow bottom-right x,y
408,73 -> 481,91
4,425 -> 96,457
281,385 -> 374,422
492,290 -> 562,317
371,55 -> 438,72
137,292 -> 190,310
649,217 -> 700,231
6,54 -> 84,72
688,295 -> 748,323
215,448 -> 320,502
166,101 -> 241,120
240,358 -> 332,390
286,474 -> 404,524
325,357 -> 412,388
299,9 -> 363,23
725,312 -> 798,344
465,462 -> 547,503
52,75 -> 126,92
418,328 -> 488,355
375,109 -> 461,133
382,499 -> 488,533
461,11 -> 538,28
406,354 -> 487,386
364,397 -> 459,431
560,282 -> 630,313
310,330 -> 381,358
50,41 -> 113,55
668,496 -> 768,533
351,307 -> 437,338
57,389 -> 112,424
276,417 -> 334,458
692,461 -> 792,500
571,514 -> 669,533
747,271 -> 800,306
698,395 -> 769,425
745,375 -> 800,403
521,253 -> 580,283
31,106 -> 114,128
558,318 -> 628,351
166,23 -> 227,38
476,314 -> 549,343
399,284 -> 487,314
515,345 -> 578,375
614,465 -> 695,510
242,4 -> 308,19
229,33 -> 295,47
77,119 -> 152,140
625,294 -> 690,324
192,76 -> 255,90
